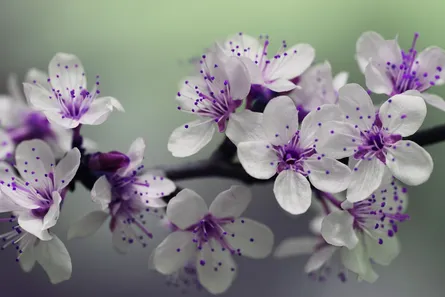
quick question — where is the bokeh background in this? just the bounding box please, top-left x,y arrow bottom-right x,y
0,0 -> 444,296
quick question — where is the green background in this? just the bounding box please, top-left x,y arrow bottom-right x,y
0,0 -> 444,296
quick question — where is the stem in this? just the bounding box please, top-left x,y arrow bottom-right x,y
406,123 -> 445,146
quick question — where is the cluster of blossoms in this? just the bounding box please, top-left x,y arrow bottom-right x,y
0,31 -> 443,294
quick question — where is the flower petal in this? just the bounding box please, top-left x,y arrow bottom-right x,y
338,83 -> 376,130
117,137 -> 145,176
379,94 -> 426,137
23,83 -> 59,112
25,68 -> 51,91
421,93 -> 445,111
34,234 -> 72,284
8,73 -> 27,102
274,236 -> 319,258
333,71 -> 349,92
225,56 -> 251,100
48,53 -> 86,94
347,157 -> 385,202
364,232 -> 400,266
209,185 -> 251,218
416,46 -> 445,86
262,95 -> 298,145
78,97 -> 115,126
19,236 -> 37,272
321,210 -> 358,249
55,148 -> 81,190
91,175 -> 112,210
153,231 -> 196,275
226,110 -> 265,145
305,245 -> 338,273
237,141 -> 278,179
267,43 -> 315,80
364,61 -> 393,94
15,139 -> 56,188
299,104 -> 343,149
42,192 -> 62,230
67,211 -> 109,240
386,140 -> 433,186
176,76 -> 208,110
167,189 -> 208,229
0,129 -> 13,160
43,110 -> 78,129
341,241 -> 378,283
168,119 -> 215,158
18,212 -> 52,241
316,120 -> 360,159
133,173 -> 176,200
225,217 -> 274,259
197,239 -> 237,295
306,156 -> 351,193
265,79 -> 297,92
273,170 -> 311,215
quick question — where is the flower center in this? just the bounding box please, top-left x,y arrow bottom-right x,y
274,133 -> 315,173
187,214 -> 234,252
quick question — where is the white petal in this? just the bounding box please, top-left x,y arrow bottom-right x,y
321,210 -> 358,249
79,97 -> 115,125
153,231 -> 196,275
333,71 -> 349,92
341,241 -> 378,283
416,46 -> 445,86
67,211 -> 109,240
223,33 -> 263,62
338,83 -> 376,130
225,217 -> 274,259
379,94 -> 426,137
168,119 -> 215,158
15,139 -> 56,188
25,68 -> 51,90
91,175 -> 112,210
299,104 -> 343,149
225,56 -> 251,100
265,79 -> 297,92
364,61 -> 393,94
226,110 -> 265,145
262,96 -> 298,145
44,110 -> 78,129
117,137 -> 145,176
305,245 -> 338,273
316,120 -> 360,159
386,140 -> 433,186
239,57 -> 264,84
18,213 -> 52,241
267,43 -> 315,80
166,189 -> 208,229
347,157 -> 385,202
176,76 -> 208,110
42,192 -> 62,230
273,170 -> 311,215
209,185 -> 251,218
50,124 -> 74,158
55,148 -> 81,190
19,237 -> 36,272
7,74 -> 27,102
0,130 -> 13,160
0,195 -> 25,212
197,239 -> 237,295
364,232 -> 400,266
111,226 -> 131,254
133,173 -> 176,200
23,83 -> 59,111
306,156 -> 351,193
421,93 -> 445,111
237,141 -> 278,179
34,234 -> 72,284
48,53 -> 86,94
273,236 -> 319,258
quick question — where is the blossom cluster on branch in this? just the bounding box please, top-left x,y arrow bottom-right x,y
0,31 -> 444,295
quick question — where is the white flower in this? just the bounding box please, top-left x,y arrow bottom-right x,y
320,178 -> 408,282
356,31 -> 445,111
0,140 -> 80,240
288,61 -> 348,115
316,83 -> 433,202
220,33 -> 315,92
236,96 -> 351,215
168,52 -> 259,156
152,186 -> 274,295
275,178 -> 408,283
0,73 -> 97,160
23,53 -> 124,129
68,138 -> 176,253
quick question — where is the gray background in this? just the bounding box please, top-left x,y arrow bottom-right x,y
0,0 -> 444,296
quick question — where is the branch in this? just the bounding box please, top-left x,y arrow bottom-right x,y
406,123 -> 445,146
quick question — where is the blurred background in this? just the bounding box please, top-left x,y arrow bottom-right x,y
0,0 -> 444,296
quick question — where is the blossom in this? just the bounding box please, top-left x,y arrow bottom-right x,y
288,61 -> 348,117
220,33 -> 315,92
316,83 -> 433,202
0,214 -> 71,284
152,186 -> 274,294
0,73 -> 97,160
23,53 -> 124,129
67,138 -> 176,253
237,96 -> 351,215
274,178 -> 408,283
0,140 -> 80,240
356,31 -> 445,111
168,52 -> 260,156
320,178 -> 408,282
